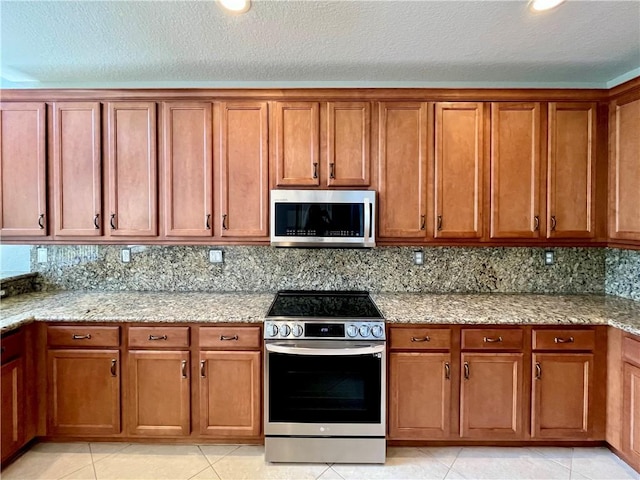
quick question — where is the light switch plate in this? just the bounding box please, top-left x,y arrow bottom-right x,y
544,250 -> 554,266
121,248 -> 131,263
209,249 -> 223,263
414,250 -> 424,265
37,247 -> 48,263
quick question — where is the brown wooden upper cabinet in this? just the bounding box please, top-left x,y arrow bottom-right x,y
490,102 -> 543,239
52,102 -> 102,237
434,102 -> 485,239
106,102 -> 158,237
326,102 -> 371,187
547,103 -> 596,239
162,102 -> 213,237
378,102 -> 429,238
0,102 -> 47,237
273,102 -> 320,187
218,101 -> 269,238
609,96 -> 640,242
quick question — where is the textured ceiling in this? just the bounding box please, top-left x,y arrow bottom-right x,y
1,0 -> 639,89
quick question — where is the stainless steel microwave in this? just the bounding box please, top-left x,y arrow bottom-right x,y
270,190 -> 376,248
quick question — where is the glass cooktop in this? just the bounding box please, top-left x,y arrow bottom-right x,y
266,290 -> 384,319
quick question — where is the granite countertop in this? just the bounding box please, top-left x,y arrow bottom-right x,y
1,291 -> 639,336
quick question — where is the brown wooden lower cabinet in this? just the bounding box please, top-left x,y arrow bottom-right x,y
1,356 -> 24,461
47,349 -> 120,436
127,350 -> 190,436
622,355 -> 640,470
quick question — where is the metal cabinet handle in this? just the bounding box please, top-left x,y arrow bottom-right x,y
110,213 -> 116,230
329,162 -> 335,179
411,336 -> 430,342
464,362 -> 470,380
38,214 -> 45,229
483,336 -> 503,343
148,335 -> 167,341
420,215 -> 425,230
222,214 -> 228,230
205,214 -> 211,230
220,335 -> 239,341
554,336 -> 574,344
437,215 -> 443,231
72,334 -> 92,340
200,360 -> 206,378
534,215 -> 540,231
110,359 -> 117,377
444,362 -> 450,380
550,215 -> 557,232
181,360 -> 188,379
312,162 -> 318,179
535,362 -> 542,380
93,214 -> 100,230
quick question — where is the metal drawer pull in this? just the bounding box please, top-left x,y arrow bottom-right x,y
110,359 -> 117,377
550,215 -> 557,231
554,337 -> 574,344
464,362 -> 470,380
483,336 -> 503,343
205,214 -> 211,230
38,214 -> 45,229
329,162 -> 335,179
222,214 -> 228,230
93,214 -> 100,229
411,336 -> 430,342
200,360 -> 206,378
420,215 -> 425,230
437,215 -> 443,231
220,335 -> 239,341
72,334 -> 92,340
110,213 -> 116,230
312,162 -> 318,179
181,360 -> 188,378
534,215 -> 540,231
444,362 -> 450,380
535,362 -> 541,380
149,335 -> 168,341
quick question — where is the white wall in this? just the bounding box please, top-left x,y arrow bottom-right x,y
0,245 -> 31,277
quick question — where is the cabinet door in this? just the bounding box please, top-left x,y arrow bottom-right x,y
47,349 -> 120,435
378,102 -> 428,238
623,362 -> 640,467
199,351 -> 261,437
107,102 -> 157,237
388,352 -> 451,440
609,97 -> 640,242
434,102 -> 484,239
326,102 -> 371,187
219,102 -> 268,237
460,353 -> 524,439
128,350 -> 190,436
162,102 -> 213,237
273,102 -> 320,186
490,103 -> 542,239
1,357 -> 24,462
53,102 -> 102,236
0,102 -> 47,236
547,103 -> 596,238
532,353 -> 593,439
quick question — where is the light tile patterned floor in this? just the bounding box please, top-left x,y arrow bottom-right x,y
2,444 -> 638,480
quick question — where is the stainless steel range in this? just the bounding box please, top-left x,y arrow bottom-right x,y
264,290 -> 386,464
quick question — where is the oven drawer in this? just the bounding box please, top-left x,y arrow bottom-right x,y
128,326 -> 189,348
389,327 -> 450,350
532,329 -> 595,351
461,328 -> 523,350
48,325 -> 120,347
199,326 -> 261,350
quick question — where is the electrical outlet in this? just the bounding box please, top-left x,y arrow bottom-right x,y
37,247 -> 48,263
413,250 -> 424,265
544,250 -> 554,266
209,249 -> 223,263
121,248 -> 131,263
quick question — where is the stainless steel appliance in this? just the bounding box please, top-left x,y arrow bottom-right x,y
270,190 -> 376,248
264,290 -> 386,464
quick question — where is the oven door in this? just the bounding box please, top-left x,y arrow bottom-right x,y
264,340 -> 385,437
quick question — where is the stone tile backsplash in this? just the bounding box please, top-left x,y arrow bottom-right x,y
605,248 -> 640,301
31,245 -> 607,294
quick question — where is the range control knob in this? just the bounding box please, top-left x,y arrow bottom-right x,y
371,325 -> 384,338
359,325 -> 370,338
346,325 -> 359,338
266,323 -> 278,338
280,324 -> 291,337
292,324 -> 303,337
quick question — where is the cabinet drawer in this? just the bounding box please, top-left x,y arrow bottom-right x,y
622,334 -> 640,366
199,326 -> 262,350
48,325 -> 120,347
1,329 -> 23,364
461,328 -> 523,350
128,326 -> 190,348
532,329 -> 595,351
389,327 -> 451,350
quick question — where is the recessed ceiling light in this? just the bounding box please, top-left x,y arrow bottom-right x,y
218,0 -> 250,14
529,0 -> 566,12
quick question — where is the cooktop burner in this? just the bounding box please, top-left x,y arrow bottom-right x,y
266,290 -> 383,319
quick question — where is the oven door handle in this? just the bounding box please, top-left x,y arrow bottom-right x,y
265,343 -> 385,356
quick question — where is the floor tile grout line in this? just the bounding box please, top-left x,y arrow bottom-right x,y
52,442 -> 94,480
187,464 -> 218,480
442,445 -> 464,480
314,464 -> 333,480
89,442 -> 133,466
197,444 -> 242,466
328,465 -> 346,480
527,446 -> 573,472
88,442 -> 98,480
417,446 -> 463,471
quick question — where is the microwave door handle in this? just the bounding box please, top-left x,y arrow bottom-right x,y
364,198 -> 372,241
266,343 -> 385,356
